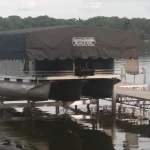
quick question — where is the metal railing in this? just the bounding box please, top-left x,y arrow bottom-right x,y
0,67 -> 122,76
0,66 -> 148,84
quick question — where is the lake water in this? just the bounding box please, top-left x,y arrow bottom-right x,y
0,53 -> 150,150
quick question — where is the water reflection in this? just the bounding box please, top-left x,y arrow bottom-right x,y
123,133 -> 139,150
0,108 -> 115,150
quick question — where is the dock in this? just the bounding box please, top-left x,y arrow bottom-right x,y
0,71 -> 149,131
0,81 -> 149,124
116,82 -> 150,100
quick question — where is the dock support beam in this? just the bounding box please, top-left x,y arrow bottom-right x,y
56,101 -> 59,115
96,99 -> 100,129
63,102 -> 68,114
92,114 -> 96,130
111,84 -> 117,142
75,105 -> 78,115
0,99 -> 3,118
112,84 -> 116,116
143,68 -> 146,84
31,101 -> 35,128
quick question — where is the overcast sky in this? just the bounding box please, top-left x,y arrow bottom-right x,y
1,0 -> 150,19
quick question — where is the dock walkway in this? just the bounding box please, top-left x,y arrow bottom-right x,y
116,82 -> 150,101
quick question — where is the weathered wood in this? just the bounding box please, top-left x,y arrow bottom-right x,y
116,82 -> 148,88
55,101 -> 59,115
116,87 -> 150,101
45,74 -> 120,80
0,74 -> 120,82
0,115 -> 93,122
0,100 -> 91,109
0,103 -> 31,108
112,84 -> 116,116
111,84 -> 117,142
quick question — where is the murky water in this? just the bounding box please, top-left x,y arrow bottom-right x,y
1,51 -> 150,149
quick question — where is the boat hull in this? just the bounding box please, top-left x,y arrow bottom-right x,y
49,80 -> 84,101
0,81 -> 51,101
81,78 -> 120,99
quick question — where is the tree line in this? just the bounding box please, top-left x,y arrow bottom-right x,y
0,15 -> 150,33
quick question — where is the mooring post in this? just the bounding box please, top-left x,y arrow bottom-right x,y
121,67 -> 124,81
111,84 -> 117,142
120,97 -> 123,120
31,101 -> 35,128
140,105 -> 142,125
56,101 -> 59,115
96,99 -> 100,129
0,100 -> 3,118
75,105 -> 78,115
133,75 -> 135,83
143,68 -> 146,84
92,114 -> 95,130
112,84 -> 116,116
63,102 -> 68,114
143,101 -> 146,119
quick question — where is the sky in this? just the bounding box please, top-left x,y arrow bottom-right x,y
0,0 -> 150,19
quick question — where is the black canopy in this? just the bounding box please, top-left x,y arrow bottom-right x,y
0,25 -> 140,60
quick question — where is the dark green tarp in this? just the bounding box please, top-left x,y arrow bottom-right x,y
0,25 -> 140,60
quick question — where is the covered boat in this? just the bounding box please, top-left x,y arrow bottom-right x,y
0,25 -> 140,101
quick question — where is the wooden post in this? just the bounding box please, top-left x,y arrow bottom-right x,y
92,114 -> 95,130
134,75 -> 135,83
112,84 -> 116,116
73,60 -> 75,75
96,99 -> 100,129
140,105 -> 142,125
111,84 -> 117,142
75,105 -> 78,115
143,101 -> 146,119
0,100 -> 3,118
143,68 -> 146,84
121,67 -> 124,81
56,101 -> 59,115
31,101 -> 35,128
120,97 -> 123,120
63,102 -> 68,114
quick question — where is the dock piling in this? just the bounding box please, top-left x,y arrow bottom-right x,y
111,84 -> 117,141
75,105 -> 78,115
0,99 -> 3,118
31,101 -> 35,127
56,101 -> 59,115
112,84 -> 116,116
96,99 -> 100,129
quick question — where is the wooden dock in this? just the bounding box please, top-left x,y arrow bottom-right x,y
0,80 -> 149,125
116,87 -> 150,100
110,82 -> 150,119
116,82 -> 150,101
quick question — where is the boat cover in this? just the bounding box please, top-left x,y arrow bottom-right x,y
0,25 -> 140,60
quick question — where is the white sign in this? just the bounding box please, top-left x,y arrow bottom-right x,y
72,37 -> 96,46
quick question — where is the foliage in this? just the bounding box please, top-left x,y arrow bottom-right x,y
0,15 -> 150,33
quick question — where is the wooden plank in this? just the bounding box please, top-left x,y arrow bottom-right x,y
116,87 -> 150,101
71,115 -> 92,120
0,74 -> 120,82
0,116 -> 64,122
0,115 -> 93,122
35,102 -> 64,107
116,82 -> 148,88
45,74 -> 120,80
69,100 -> 91,106
0,100 -> 91,109
0,103 -> 31,108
